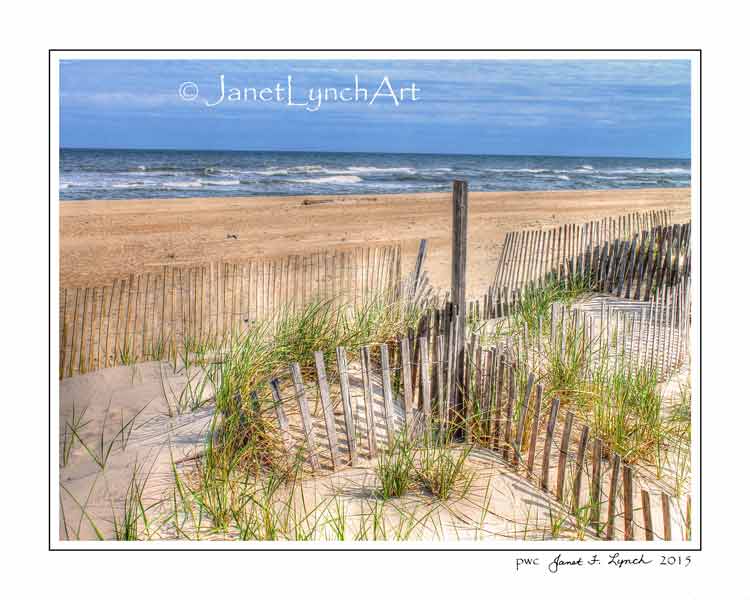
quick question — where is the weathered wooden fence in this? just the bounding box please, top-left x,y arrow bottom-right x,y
483,219 -> 691,326
469,280 -> 692,382
59,244 -> 402,378
233,190 -> 692,540
492,210 -> 685,297
250,304 -> 691,540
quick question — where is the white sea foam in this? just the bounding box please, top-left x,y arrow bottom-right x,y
163,181 -> 203,188
604,167 -> 689,175
490,168 -> 547,173
291,175 -> 363,184
201,179 -> 241,186
290,165 -> 324,173
346,166 -> 416,174
112,182 -> 152,188
256,168 -> 289,176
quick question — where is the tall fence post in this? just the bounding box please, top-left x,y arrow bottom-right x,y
451,180 -> 469,435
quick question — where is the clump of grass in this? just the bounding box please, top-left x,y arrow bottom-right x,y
416,442 -> 474,501
117,342 -> 136,366
61,401 -> 91,467
70,398 -> 150,470
543,319 -> 591,404
376,432 -> 416,499
215,290 -> 429,417
587,366 -> 664,464
272,298 -> 346,370
488,274 -> 595,344
112,463 -> 156,541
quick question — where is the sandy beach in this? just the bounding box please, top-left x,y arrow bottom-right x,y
60,188 -> 690,298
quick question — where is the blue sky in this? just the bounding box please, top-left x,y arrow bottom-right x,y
59,60 -> 691,158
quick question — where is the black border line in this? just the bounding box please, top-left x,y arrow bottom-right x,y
48,49 -> 701,552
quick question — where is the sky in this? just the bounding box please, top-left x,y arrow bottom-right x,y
59,60 -> 691,158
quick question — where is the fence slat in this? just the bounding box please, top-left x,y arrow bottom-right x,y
400,337 -> 415,433
380,343 -> 396,444
556,411 -> 575,502
290,362 -> 320,471
336,347 -> 359,467
623,464 -> 634,540
313,351 -> 341,470
571,424 -> 589,512
269,378 -> 293,453
642,490 -> 654,541
606,453 -> 622,540
360,346 -> 378,458
541,397 -> 560,492
419,336 -> 432,434
526,383 -> 543,477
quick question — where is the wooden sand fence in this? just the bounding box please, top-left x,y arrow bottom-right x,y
231,185 -> 692,540
492,209 -> 673,291
59,244 -> 402,379
482,216 -> 691,322
244,299 -> 691,540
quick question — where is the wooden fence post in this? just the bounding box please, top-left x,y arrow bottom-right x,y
451,180 -> 469,436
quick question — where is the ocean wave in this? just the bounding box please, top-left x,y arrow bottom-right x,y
489,168 -> 548,173
290,175 -> 362,184
604,167 -> 690,175
162,181 -> 203,188
111,182 -> 153,188
200,179 -> 241,186
131,165 -> 184,172
345,166 -> 417,174
289,165 -> 324,173
255,168 -> 289,176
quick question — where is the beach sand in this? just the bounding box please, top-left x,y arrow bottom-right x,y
58,187 -> 692,541
60,188 -> 691,298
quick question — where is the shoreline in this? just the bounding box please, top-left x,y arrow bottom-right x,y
60,187 -> 691,296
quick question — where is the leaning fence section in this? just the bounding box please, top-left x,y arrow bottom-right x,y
492,209 -> 683,295
485,219 -> 691,326
246,302 -> 691,541
59,244 -> 402,379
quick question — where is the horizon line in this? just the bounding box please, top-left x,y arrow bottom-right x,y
59,146 -> 691,161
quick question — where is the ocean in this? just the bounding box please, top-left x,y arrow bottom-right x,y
59,149 -> 691,201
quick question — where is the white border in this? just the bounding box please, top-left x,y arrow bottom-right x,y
50,50 -> 700,551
